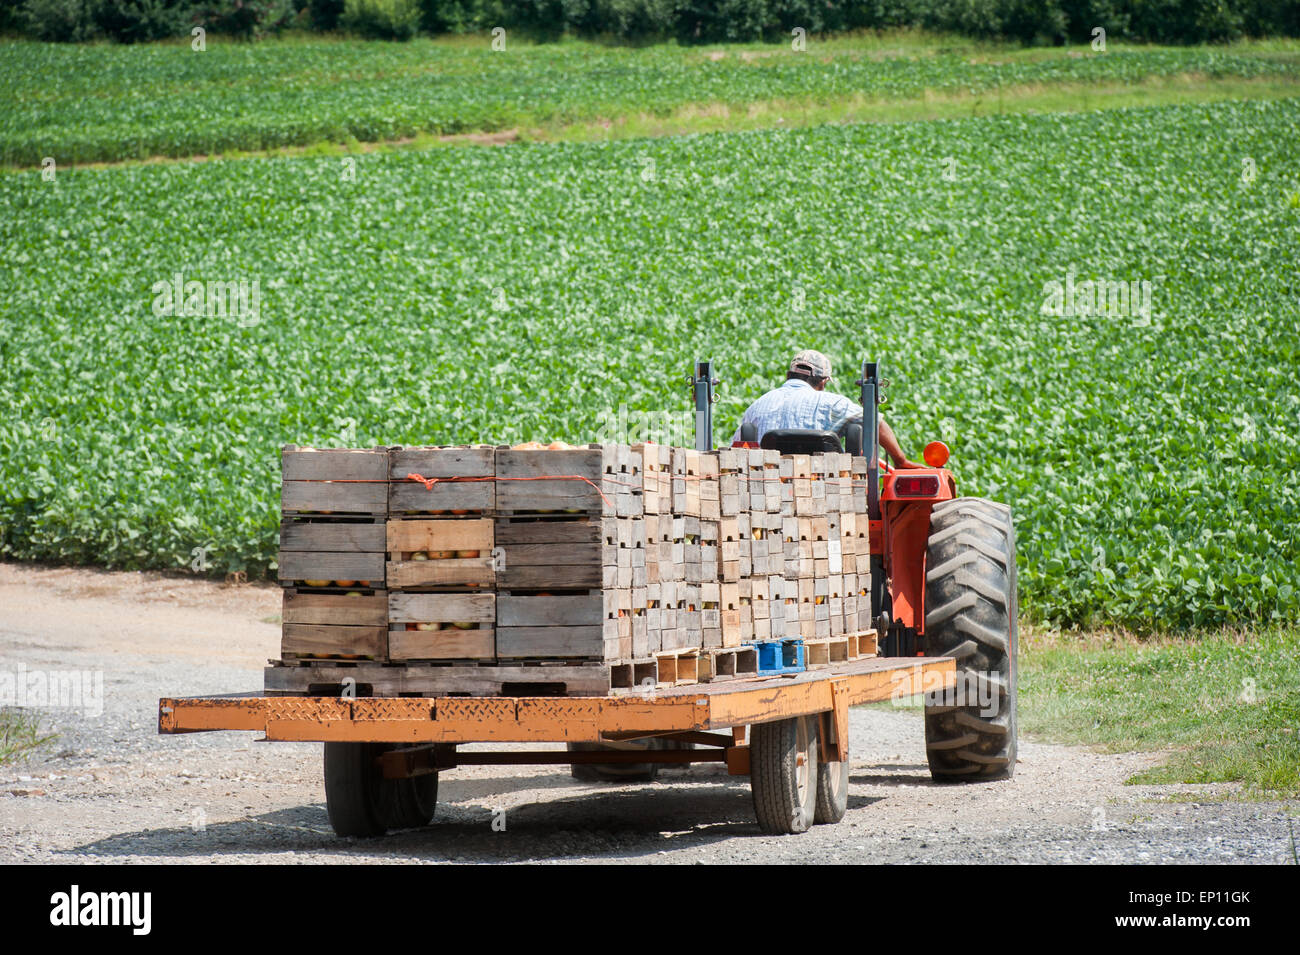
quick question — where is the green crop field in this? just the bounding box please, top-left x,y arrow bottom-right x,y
3,35 -> 1300,165
2,93 -> 1297,632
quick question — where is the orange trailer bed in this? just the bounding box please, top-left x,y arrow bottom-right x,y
158,655 -> 955,837
159,655 -> 954,744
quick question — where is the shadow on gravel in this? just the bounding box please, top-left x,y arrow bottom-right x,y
850,764 -> 938,788
59,779 -> 768,861
438,765 -> 731,801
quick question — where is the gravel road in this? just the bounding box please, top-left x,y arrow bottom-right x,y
1,562 -> 1293,864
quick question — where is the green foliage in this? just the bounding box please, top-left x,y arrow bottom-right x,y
18,0 -> 98,40
309,0 -> 347,29
340,0 -> 419,38
10,0 -> 1300,43
0,97 -> 1297,630
93,0 -> 194,42
4,38 -> 1299,165
0,709 -> 56,765
1,0 -> 28,32
200,0 -> 297,38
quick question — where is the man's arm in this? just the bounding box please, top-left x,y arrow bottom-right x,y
830,395 -> 922,468
879,418 -> 923,469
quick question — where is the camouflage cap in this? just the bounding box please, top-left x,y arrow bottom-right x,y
789,349 -> 833,380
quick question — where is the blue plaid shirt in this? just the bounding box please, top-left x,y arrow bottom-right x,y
730,379 -> 871,445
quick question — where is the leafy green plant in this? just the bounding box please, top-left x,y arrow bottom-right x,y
0,709 -> 57,765
0,97 -> 1296,632
18,0 -> 99,41
3,37 -> 1300,165
340,0 -> 418,38
93,0 -> 195,43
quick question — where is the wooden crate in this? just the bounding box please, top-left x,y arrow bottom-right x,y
717,447 -> 747,517
494,516 -> 644,590
277,518 -> 386,587
699,453 -> 720,521
495,590 -> 620,661
280,446 -> 388,515
389,446 -> 495,515
671,447 -> 700,517
385,517 -> 495,589
495,445 -> 641,516
636,443 -> 672,514
388,592 -> 495,660
280,588 -> 388,660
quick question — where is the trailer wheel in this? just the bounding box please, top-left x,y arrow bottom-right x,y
567,740 -> 662,782
922,497 -> 1018,782
323,742 -> 390,838
384,772 -> 438,830
814,748 -> 849,824
750,716 -> 818,834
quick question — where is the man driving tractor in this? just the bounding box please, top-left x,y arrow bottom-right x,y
731,349 -> 923,468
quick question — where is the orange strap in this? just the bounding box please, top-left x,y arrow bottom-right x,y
405,472 -> 615,508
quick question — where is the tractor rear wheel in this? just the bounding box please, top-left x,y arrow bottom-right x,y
922,497 -> 1018,781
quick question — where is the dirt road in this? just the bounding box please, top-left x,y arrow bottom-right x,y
0,562 -> 1292,864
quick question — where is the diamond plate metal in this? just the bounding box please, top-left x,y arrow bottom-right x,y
435,698 -> 518,724
266,697 -> 351,723
351,698 -> 434,722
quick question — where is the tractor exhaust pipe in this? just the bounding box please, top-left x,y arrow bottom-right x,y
858,360 -> 887,624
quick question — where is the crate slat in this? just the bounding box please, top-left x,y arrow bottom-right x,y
278,552 -> 385,583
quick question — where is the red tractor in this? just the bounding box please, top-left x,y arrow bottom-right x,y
728,358 -> 1018,781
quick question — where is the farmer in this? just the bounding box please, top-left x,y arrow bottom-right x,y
731,349 -> 922,468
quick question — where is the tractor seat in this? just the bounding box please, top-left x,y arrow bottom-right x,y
761,429 -> 842,454
740,423 -> 864,456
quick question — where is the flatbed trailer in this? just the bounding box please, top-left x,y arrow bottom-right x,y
158,653 -> 955,836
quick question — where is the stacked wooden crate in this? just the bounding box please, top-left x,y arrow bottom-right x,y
277,447 -> 389,662
272,440 -> 873,695
386,446 -> 497,663
494,445 -> 643,664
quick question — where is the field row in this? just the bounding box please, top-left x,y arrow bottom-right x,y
1,97 -> 1297,630
3,38 -> 1300,164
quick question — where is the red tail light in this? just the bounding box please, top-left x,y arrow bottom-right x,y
894,475 -> 940,497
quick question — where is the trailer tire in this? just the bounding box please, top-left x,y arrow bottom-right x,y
923,497 -> 1018,782
384,772 -> 438,830
567,739 -> 666,782
814,751 -> 849,824
750,716 -> 818,834
323,741 -> 390,838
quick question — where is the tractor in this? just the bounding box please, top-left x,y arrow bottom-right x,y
729,357 -> 1018,781
573,359 -> 1017,785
